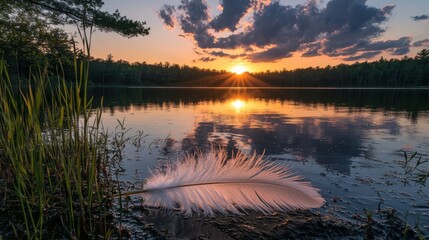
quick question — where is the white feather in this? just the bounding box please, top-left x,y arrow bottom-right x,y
131,148 -> 324,216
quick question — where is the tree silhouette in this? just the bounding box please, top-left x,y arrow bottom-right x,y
20,0 -> 150,38
416,49 -> 429,60
1,0 -> 150,82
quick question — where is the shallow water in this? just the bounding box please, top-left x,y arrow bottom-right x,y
90,87 -> 429,235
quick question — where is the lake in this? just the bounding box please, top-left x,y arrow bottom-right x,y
90,87 -> 429,237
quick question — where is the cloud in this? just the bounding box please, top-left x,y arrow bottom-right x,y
381,5 -> 395,15
158,5 -> 176,28
242,1 -> 302,48
413,39 -> 429,47
197,57 -> 216,62
411,15 -> 429,21
301,42 -> 322,57
206,50 -> 247,59
209,50 -> 230,57
343,51 -> 381,61
329,37 -> 411,58
177,0 -> 210,34
249,45 -> 294,62
160,0 -> 411,62
211,0 -> 254,32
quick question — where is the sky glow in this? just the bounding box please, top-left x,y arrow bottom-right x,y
230,65 -> 249,74
89,0 -> 429,71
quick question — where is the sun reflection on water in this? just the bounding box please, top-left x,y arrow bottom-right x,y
231,99 -> 246,111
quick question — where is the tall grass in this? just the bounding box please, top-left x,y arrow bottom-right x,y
0,58 -> 112,239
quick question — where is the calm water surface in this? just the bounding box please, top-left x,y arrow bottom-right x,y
90,87 -> 429,232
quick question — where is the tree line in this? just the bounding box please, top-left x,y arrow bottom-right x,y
88,55 -> 225,86
252,51 -> 429,87
86,50 -> 428,87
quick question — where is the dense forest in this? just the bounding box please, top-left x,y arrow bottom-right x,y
86,51 -> 429,87
89,56 -> 226,86
253,52 -> 429,87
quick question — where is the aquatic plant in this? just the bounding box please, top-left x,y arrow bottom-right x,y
0,59 -> 113,239
122,147 -> 324,216
401,151 -> 429,186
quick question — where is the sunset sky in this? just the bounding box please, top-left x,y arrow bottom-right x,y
88,0 -> 429,72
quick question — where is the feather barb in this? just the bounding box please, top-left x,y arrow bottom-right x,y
124,148 -> 324,216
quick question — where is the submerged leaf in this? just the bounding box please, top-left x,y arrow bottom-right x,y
133,148 -> 324,216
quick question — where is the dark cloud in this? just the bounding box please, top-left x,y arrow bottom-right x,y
329,37 -> 411,59
249,45 -> 294,62
229,53 -> 247,59
301,43 -> 322,57
206,50 -> 247,59
364,37 -> 411,53
211,0 -> 254,32
343,51 -> 382,61
381,5 -> 395,15
411,14 -> 429,21
209,50 -> 229,57
198,57 -> 216,62
158,5 -> 176,28
177,0 -> 210,33
242,2 -> 301,47
413,39 -> 429,47
160,0 -> 412,62
322,0 -> 386,31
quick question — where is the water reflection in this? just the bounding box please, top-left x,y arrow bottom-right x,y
92,87 -> 429,235
89,87 -> 429,123
142,209 -> 232,239
93,87 -> 429,175
181,115 -> 371,174
230,99 -> 246,111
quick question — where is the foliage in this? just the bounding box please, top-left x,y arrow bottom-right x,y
400,152 -> 429,186
0,1 -> 75,79
0,2 -> 152,237
0,59 -> 114,239
416,49 -> 429,61
0,0 -> 150,82
21,0 -> 150,38
89,57 -> 226,85
252,50 -> 429,87
84,50 -> 429,87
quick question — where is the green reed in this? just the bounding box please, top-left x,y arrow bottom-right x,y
0,59 -> 112,239
401,151 -> 428,186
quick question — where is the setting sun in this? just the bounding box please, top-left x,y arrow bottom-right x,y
230,65 -> 249,75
